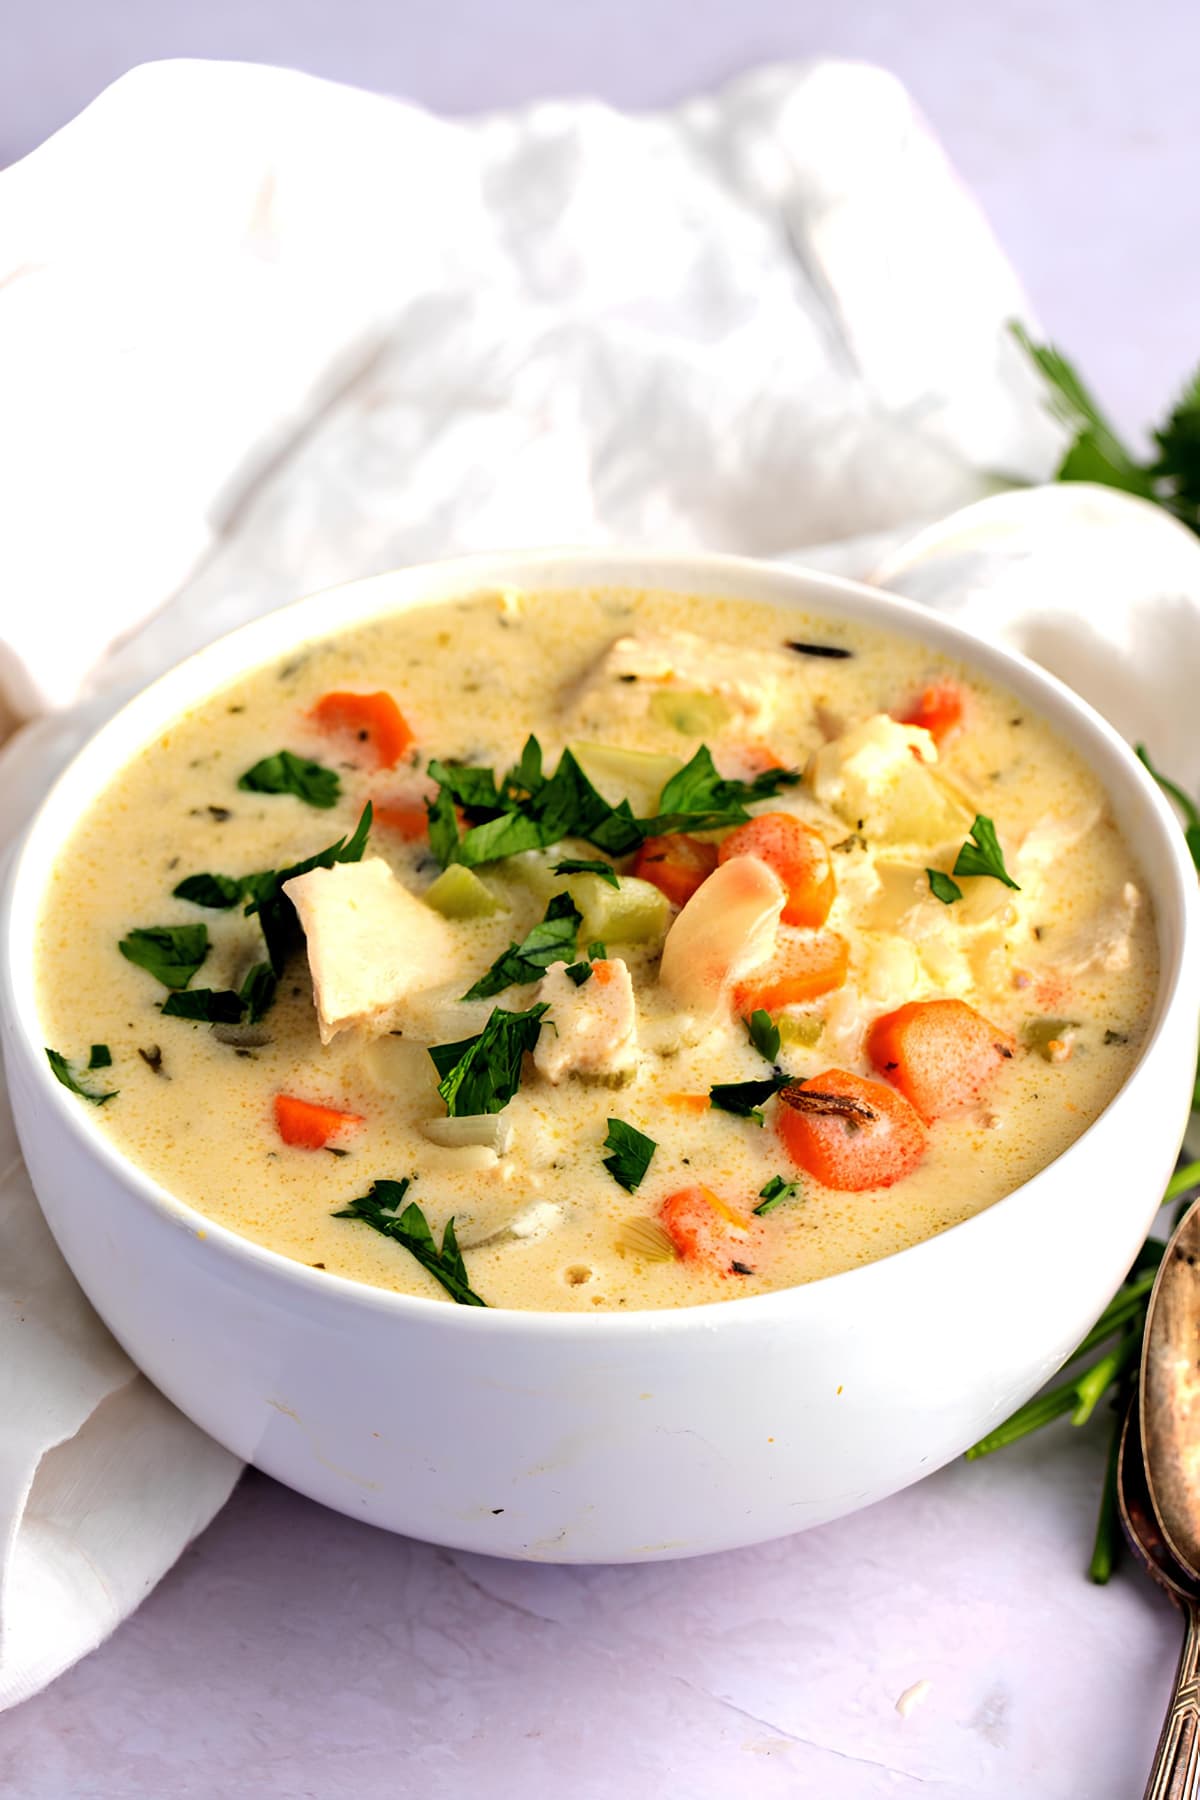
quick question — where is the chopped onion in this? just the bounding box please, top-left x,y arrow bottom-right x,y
421,1113 -> 514,1154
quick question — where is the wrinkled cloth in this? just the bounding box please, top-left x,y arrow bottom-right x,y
2,54 -> 1191,1710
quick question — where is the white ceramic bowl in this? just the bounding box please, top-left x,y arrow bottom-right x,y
3,549 -> 1198,1563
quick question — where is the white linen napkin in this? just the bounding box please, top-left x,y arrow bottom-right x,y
2,54 -> 1194,1710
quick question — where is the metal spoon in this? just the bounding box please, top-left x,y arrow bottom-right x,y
1143,1198 -> 1200,1585
1117,1398 -> 1200,1798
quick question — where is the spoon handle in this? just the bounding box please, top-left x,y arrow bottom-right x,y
1145,1597 -> 1200,1800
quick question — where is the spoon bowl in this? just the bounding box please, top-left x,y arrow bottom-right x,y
1142,1197 -> 1200,1584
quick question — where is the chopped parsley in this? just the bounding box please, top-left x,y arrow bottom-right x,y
46,1047 -> 117,1105
429,1004 -> 548,1116
461,893 -> 582,1000
565,962 -> 593,986
118,923 -> 209,990
552,857 -> 621,889
746,1009 -> 781,1062
425,736 -> 801,868
172,872 -> 244,909
334,1179 -> 486,1306
926,867 -> 964,905
601,1119 -> 657,1193
238,749 -> 340,809
587,940 -> 607,960
161,988 -> 246,1023
754,1174 -> 800,1216
88,1044 -> 112,1070
951,815 -> 1020,890
709,1071 -> 791,1125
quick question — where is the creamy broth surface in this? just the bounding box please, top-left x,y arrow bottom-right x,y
37,587 -> 1158,1310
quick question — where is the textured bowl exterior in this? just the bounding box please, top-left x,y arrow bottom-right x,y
3,548 -> 1197,1562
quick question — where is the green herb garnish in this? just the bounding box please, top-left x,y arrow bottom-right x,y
334,1179 -> 486,1306
461,893 -> 582,1000
640,746 -> 800,836
46,1047 -> 117,1105
565,962 -> 593,986
1136,744 -> 1200,868
88,1043 -> 112,1070
951,815 -> 1020,890
172,872 -> 244,909
241,803 -> 372,973
161,988 -> 246,1023
552,857 -> 621,889
601,1119 -> 657,1193
119,923 -> 209,990
926,868 -> 964,905
709,1072 -> 791,1125
238,962 -> 278,1023
587,940 -> 607,960
746,1009 -> 781,1063
754,1175 -> 799,1216
429,1004 -> 548,1117
238,749 -> 340,809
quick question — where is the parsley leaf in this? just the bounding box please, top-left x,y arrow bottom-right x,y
429,1004 -> 548,1116
587,940 -> 607,960
88,1044 -> 112,1070
161,988 -> 245,1023
565,962 -> 593,986
601,1119 -> 657,1192
172,872 -> 245,909
926,868 -> 964,905
461,893 -> 582,1000
334,1180 -> 487,1306
119,923 -> 209,990
951,815 -> 1020,890
642,746 -> 801,836
746,1009 -> 781,1062
552,857 -> 621,889
709,1071 -> 790,1125
754,1174 -> 800,1216
239,962 -> 278,1022
238,750 -> 340,809
1011,323 -> 1156,501
1137,744 -> 1200,869
424,787 -> 461,865
243,803 -> 373,973
426,759 -> 503,814
46,1047 -> 117,1105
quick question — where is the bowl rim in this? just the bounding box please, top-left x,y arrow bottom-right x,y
4,543 -> 1198,1338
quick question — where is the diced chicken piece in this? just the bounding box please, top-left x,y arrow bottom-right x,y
569,629 -> 786,733
533,958 -> 639,1085
808,714 -> 971,848
1017,806 -> 1102,876
1055,882 -> 1142,975
283,856 -> 453,1044
507,1200 -> 562,1241
658,856 -> 786,1023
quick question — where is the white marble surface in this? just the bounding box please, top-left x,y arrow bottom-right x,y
4,10 -> 1197,1794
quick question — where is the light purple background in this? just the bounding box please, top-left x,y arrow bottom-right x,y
3,6 -> 1196,1794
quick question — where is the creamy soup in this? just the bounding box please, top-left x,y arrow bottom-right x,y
37,587 -> 1157,1311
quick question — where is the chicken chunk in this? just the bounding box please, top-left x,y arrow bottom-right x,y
283,856 -> 453,1044
533,958 -> 639,1085
808,714 -> 971,848
568,629 -> 786,734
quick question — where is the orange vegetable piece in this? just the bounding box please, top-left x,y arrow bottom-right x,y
659,1185 -> 755,1271
732,929 -> 848,1014
866,998 -> 1016,1123
371,798 -> 430,840
664,1092 -> 710,1114
718,813 -> 835,927
632,833 -> 719,907
274,1093 -> 364,1150
896,681 -> 966,747
311,691 -> 414,770
777,1069 -> 925,1192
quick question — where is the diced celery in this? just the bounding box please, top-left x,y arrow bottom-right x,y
569,742 -> 683,813
574,874 -> 670,945
424,865 -> 504,920
778,1011 -> 825,1049
1022,1017 -> 1080,1062
647,689 -> 734,737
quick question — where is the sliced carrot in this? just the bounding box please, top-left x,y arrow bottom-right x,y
866,998 -> 1016,1123
733,930 -> 848,1014
659,1185 -> 755,1271
371,798 -> 430,840
722,742 -> 784,777
664,1092 -> 711,1114
274,1093 -> 364,1150
311,691 -> 414,771
632,833 -> 719,907
718,813 -> 835,927
896,681 -> 966,747
777,1069 -> 925,1192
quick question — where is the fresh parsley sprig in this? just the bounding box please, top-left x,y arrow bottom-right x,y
238,749 -> 340,809
709,1072 -> 791,1125
601,1119 -> 657,1193
334,1179 -> 486,1306
119,924 -> 210,990
429,1004 -> 548,1116
951,815 -> 1020,891
461,893 -> 582,1000
46,1047 -> 118,1105
745,1009 -> 781,1063
754,1175 -> 800,1216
